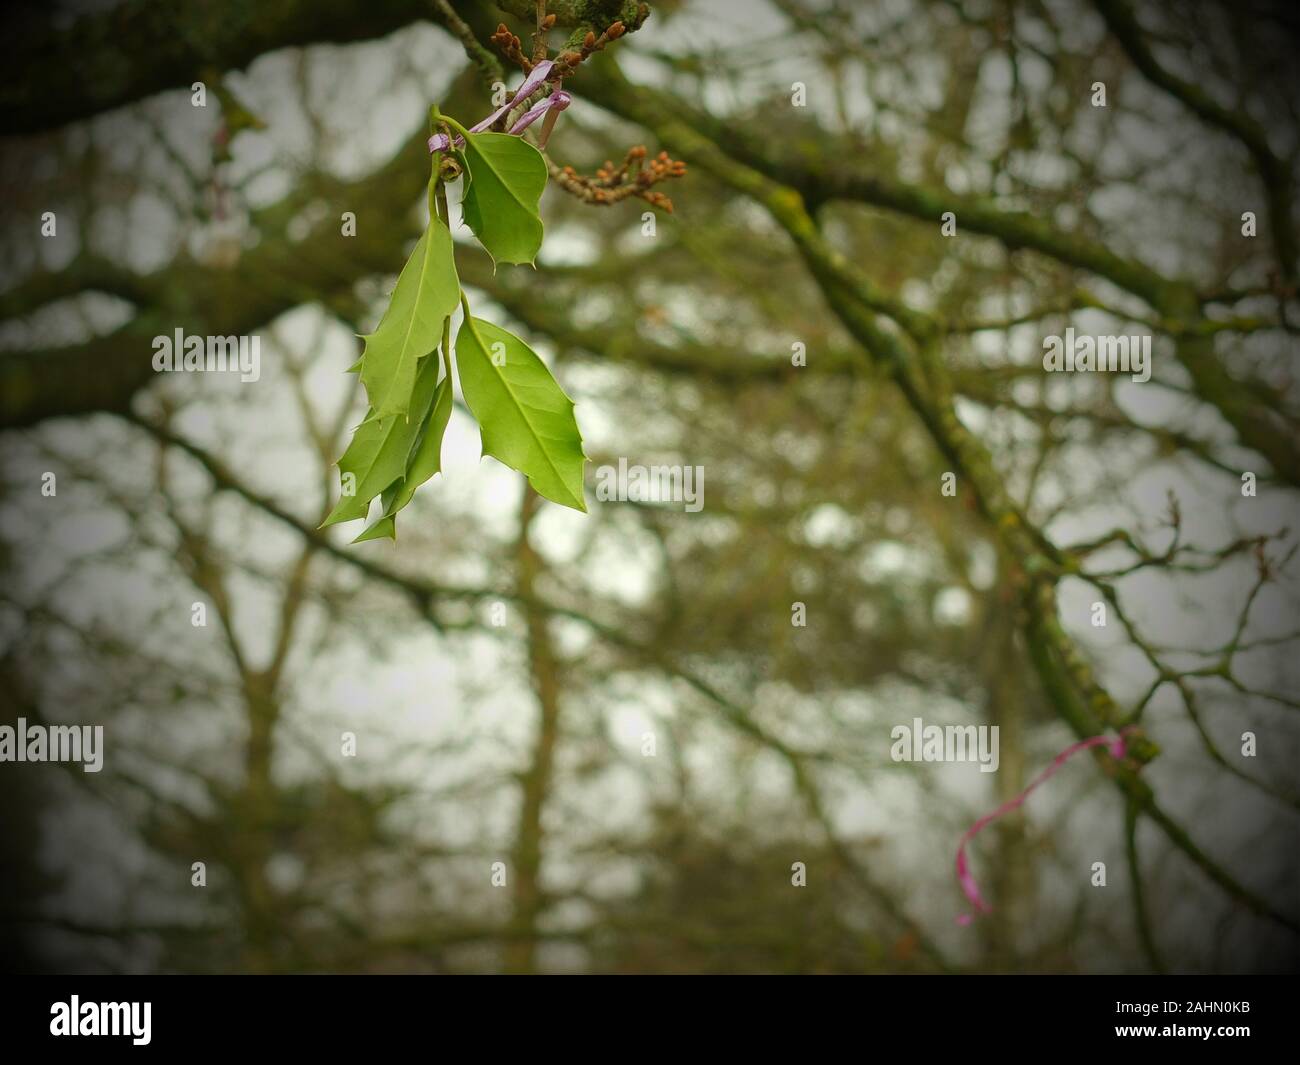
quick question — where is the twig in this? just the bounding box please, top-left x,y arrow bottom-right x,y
431,0 -> 503,89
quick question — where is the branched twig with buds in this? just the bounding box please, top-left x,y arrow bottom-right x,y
480,1 -> 685,206
551,146 -> 686,212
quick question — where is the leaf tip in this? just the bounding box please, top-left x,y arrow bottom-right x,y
352,516 -> 396,543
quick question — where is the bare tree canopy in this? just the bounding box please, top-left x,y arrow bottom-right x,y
0,0 -> 1297,979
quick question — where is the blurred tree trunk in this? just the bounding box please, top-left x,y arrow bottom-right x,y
505,486 -> 564,973
235,671 -> 282,973
987,575 -> 1029,969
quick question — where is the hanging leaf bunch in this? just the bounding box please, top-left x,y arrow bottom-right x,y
326,10 -> 686,543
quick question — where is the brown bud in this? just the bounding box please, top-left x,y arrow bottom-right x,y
542,14 -> 556,29
607,21 -> 625,39
583,31 -> 597,49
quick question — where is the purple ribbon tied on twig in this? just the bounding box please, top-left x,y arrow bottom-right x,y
428,60 -> 570,152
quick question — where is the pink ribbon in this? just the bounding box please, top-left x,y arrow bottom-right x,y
954,729 -> 1130,925
429,60 -> 555,152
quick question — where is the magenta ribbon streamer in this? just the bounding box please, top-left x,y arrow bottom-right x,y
954,729 -> 1128,925
428,60 -> 556,152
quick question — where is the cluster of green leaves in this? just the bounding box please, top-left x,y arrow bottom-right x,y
324,114 -> 586,543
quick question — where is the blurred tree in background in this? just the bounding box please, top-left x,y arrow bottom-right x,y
0,0 -> 1297,973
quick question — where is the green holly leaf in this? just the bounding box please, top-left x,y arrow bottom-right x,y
359,215 -> 459,418
379,374 -> 454,520
459,132 -> 547,267
455,314 -> 586,511
351,515 -> 396,543
322,349 -> 443,529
